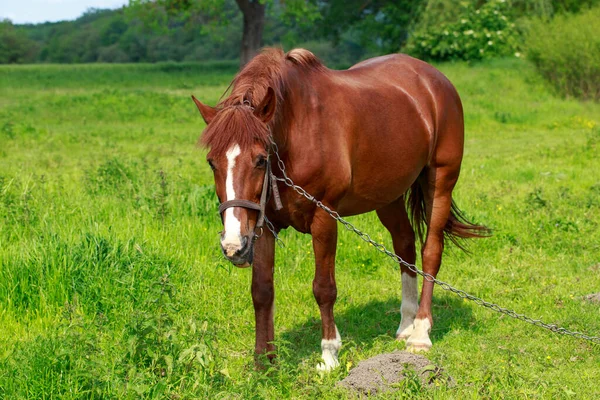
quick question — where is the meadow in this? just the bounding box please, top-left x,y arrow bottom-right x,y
0,58 -> 599,398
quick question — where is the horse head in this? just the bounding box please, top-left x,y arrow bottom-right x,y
192,88 -> 277,267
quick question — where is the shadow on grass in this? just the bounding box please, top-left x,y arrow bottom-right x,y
278,293 -> 476,365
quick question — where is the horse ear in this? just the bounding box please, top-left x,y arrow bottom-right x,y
254,87 -> 276,124
191,95 -> 217,125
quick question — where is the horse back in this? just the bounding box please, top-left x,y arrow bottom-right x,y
304,54 -> 465,215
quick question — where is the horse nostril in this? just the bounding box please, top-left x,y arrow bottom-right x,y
234,236 -> 251,256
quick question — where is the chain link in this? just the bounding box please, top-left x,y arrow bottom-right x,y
264,215 -> 285,248
267,136 -> 600,346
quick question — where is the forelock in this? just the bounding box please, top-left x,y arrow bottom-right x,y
200,106 -> 270,156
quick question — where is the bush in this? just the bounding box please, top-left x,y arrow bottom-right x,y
404,0 -> 520,62
524,6 -> 600,101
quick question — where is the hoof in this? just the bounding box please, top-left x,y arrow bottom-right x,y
406,341 -> 432,353
317,358 -> 339,372
318,327 -> 342,373
405,318 -> 431,353
395,324 -> 414,341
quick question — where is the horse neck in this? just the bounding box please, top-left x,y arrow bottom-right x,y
270,68 -> 321,154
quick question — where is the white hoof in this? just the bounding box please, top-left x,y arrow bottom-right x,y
406,339 -> 432,352
396,320 -> 415,341
406,318 -> 432,352
316,357 -> 340,372
317,326 -> 341,372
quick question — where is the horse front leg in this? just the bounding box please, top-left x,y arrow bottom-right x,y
251,229 -> 276,366
311,208 -> 341,372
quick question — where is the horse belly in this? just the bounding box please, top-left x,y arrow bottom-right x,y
337,170 -> 420,216
337,122 -> 430,216
337,148 -> 428,216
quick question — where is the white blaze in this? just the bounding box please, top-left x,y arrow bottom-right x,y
222,144 -> 242,254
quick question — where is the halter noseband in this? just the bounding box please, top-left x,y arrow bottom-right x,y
217,153 -> 283,239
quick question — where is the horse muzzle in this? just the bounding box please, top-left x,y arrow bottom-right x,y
220,234 -> 254,267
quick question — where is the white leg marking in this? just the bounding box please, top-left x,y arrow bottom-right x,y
406,318 -> 432,352
396,272 -> 418,340
317,325 -> 342,372
222,144 -> 242,256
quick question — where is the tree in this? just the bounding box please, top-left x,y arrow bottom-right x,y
0,20 -> 39,63
128,0 -> 319,66
236,0 -> 265,65
317,0 -> 426,54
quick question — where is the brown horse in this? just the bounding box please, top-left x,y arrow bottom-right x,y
192,48 -> 487,371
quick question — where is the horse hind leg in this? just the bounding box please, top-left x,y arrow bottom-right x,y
375,198 -> 418,341
405,164 -> 460,352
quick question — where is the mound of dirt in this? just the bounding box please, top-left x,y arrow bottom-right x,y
583,293 -> 600,304
338,351 -> 452,396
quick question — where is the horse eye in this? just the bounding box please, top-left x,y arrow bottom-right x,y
207,160 -> 216,171
255,156 -> 267,168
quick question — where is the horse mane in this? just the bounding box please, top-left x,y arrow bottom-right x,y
201,48 -> 327,155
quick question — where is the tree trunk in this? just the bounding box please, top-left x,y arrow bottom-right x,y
236,0 -> 265,67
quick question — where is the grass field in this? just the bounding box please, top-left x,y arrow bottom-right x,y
0,58 -> 599,399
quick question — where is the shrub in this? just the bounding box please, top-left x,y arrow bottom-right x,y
404,0 -> 520,62
524,6 -> 600,101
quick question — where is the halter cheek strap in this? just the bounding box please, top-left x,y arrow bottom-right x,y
217,157 -> 282,237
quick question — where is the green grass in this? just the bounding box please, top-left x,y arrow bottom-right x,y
0,59 -> 599,398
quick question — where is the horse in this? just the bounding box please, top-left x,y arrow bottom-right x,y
192,48 -> 488,371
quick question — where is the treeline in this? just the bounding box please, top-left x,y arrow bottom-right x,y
1,5 -> 246,64
1,0 -> 598,67
0,0 -> 385,67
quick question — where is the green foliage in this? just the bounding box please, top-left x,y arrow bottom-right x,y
317,0 -> 426,55
550,0 -> 600,13
271,0 -> 321,29
525,6 -> 600,101
5,0 -> 600,67
506,0 -> 598,19
0,19 -> 39,63
414,0 -> 468,28
7,1 -> 328,65
1,264 -> 222,397
9,6 -> 243,63
7,1 -> 421,67
405,0 -> 521,62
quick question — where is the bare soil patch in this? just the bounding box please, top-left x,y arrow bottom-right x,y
583,293 -> 600,304
338,351 -> 452,396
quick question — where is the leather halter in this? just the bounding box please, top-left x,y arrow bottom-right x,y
217,156 -> 283,238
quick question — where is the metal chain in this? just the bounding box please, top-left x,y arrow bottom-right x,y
267,136 -> 600,346
264,215 -> 285,248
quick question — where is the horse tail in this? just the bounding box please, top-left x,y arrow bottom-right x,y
407,176 -> 490,251
406,178 -> 428,248
443,201 -> 491,250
